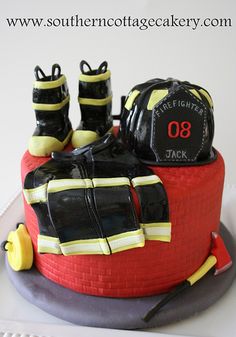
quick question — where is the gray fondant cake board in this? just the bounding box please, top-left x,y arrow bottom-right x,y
5,224 -> 236,330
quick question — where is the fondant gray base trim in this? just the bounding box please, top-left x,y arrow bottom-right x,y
5,224 -> 236,330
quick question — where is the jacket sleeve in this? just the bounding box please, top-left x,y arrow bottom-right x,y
131,170 -> 171,242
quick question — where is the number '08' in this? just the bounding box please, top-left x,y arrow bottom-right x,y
168,121 -> 191,139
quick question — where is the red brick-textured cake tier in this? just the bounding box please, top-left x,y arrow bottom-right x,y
21,148 -> 224,298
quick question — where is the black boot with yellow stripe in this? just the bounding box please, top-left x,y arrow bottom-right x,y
28,64 -> 73,157
71,60 -> 113,148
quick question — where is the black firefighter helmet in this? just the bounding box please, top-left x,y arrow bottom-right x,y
119,78 -> 216,166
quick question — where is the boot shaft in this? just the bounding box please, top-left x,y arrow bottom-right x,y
33,64 -> 69,105
78,61 -> 113,129
79,61 -> 112,100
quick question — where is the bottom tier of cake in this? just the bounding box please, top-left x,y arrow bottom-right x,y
21,149 -> 224,297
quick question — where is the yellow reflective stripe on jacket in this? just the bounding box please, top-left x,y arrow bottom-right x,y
92,177 -> 130,188
24,175 -> 163,203
107,229 -> 144,253
48,177 -> 131,192
141,222 -> 171,242
124,90 -> 140,110
147,89 -> 168,110
60,237 -> 110,256
48,179 -> 93,193
60,229 -> 144,256
32,95 -> 70,111
78,95 -> 112,106
23,183 -> 47,204
131,175 -> 162,187
34,75 -> 67,90
37,234 -> 62,254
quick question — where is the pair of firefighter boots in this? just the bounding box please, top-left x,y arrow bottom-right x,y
28,61 -> 113,157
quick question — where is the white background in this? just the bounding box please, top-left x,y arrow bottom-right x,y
0,0 -> 236,211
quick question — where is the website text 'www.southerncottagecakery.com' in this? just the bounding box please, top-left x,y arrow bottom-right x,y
6,14 -> 232,31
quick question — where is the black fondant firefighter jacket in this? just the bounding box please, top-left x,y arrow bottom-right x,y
24,134 -> 171,255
